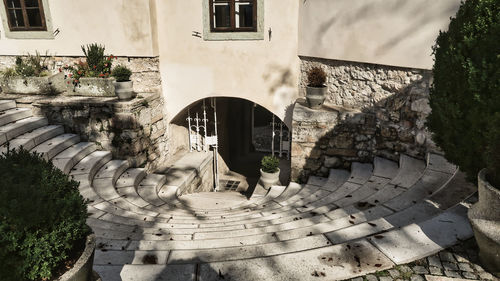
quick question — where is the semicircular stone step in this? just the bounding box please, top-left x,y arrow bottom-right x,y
70,150 -> 112,182
0,107 -> 32,127
31,133 -> 80,161
51,142 -> 97,174
0,125 -> 64,154
0,116 -> 48,145
0,100 -> 16,111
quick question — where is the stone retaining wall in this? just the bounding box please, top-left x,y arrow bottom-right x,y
292,57 -> 437,182
0,56 -> 161,93
26,92 -> 168,171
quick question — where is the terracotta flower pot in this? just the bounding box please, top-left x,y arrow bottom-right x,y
468,169 -> 500,277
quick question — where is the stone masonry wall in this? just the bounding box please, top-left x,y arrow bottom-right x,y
0,55 -> 161,93
292,57 -> 437,182
28,92 -> 168,171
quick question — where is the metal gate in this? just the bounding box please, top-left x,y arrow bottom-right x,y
186,98 -> 220,191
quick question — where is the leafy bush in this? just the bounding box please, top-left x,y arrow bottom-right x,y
261,155 -> 280,173
307,66 -> 326,87
0,149 -> 90,281
112,65 -> 132,82
1,52 -> 50,78
428,0 -> 500,186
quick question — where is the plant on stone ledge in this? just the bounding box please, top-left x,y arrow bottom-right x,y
63,43 -> 114,86
307,66 -> 326,87
0,51 -> 51,78
427,0 -> 500,186
0,148 -> 90,280
261,155 -> 280,173
112,65 -> 132,82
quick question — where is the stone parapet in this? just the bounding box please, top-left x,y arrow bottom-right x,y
1,92 -> 168,171
0,56 -> 161,94
292,57 -> 437,182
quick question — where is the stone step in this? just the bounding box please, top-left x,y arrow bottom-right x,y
94,264 -> 196,281
93,160 -> 131,201
306,175 -> 328,187
95,160 -> 130,185
168,234 -> 332,264
116,184 -> 156,208
70,150 -> 112,182
0,100 -> 16,111
0,125 -> 64,154
427,153 -> 457,175
0,116 -> 48,145
333,176 -> 391,208
195,239 -> 393,281
348,162 -> 373,184
323,168 -> 351,191
373,156 -> 399,179
0,107 -> 32,127
31,134 -> 80,161
383,169 -> 452,211
391,154 -> 426,188
87,166 -> 459,232
368,203 -> 472,264
137,174 -> 170,207
116,168 -> 147,188
94,240 -> 393,281
52,142 -> 97,174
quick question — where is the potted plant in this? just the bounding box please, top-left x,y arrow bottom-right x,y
428,0 -> 499,276
305,66 -> 327,109
64,43 -> 116,97
0,148 -> 95,281
260,155 -> 281,189
0,52 -> 65,95
112,65 -> 135,100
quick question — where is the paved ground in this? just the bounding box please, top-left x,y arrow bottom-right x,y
344,239 -> 499,281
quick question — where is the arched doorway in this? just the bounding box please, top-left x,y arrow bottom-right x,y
170,97 -> 291,196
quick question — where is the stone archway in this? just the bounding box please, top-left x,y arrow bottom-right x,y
170,97 -> 291,195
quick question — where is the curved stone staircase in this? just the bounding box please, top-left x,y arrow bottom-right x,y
0,99 -> 477,281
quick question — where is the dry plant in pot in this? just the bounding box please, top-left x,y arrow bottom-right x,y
305,66 -> 327,109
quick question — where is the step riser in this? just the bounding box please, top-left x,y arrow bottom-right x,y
0,109 -> 32,127
0,118 -> 48,145
0,100 -> 16,111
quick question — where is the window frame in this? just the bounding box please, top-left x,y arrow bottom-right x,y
209,0 -> 257,33
202,0 -> 264,41
3,0 -> 47,31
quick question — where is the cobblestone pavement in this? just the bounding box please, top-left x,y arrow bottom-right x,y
345,239 -> 499,281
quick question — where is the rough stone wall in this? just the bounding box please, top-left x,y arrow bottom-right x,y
0,56 -> 161,93
292,57 -> 436,182
29,93 -> 168,171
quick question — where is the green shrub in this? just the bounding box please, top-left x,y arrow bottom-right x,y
428,0 -> 500,186
15,51 -> 50,77
64,44 -> 114,85
261,155 -> 280,173
112,65 -> 132,82
307,66 -> 326,87
0,149 -> 90,281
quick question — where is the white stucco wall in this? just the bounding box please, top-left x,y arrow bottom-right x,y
0,0 -> 157,56
298,0 -> 461,69
156,0 -> 300,125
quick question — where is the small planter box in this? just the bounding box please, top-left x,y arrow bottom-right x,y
0,72 -> 65,95
65,77 -> 115,97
